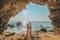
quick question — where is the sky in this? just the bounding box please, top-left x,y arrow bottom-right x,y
9,2 -> 50,21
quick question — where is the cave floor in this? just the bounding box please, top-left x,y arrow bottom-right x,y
0,32 -> 60,40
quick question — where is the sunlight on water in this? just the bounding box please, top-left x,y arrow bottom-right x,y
22,21 -> 27,26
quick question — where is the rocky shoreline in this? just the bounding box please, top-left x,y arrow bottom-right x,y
0,31 -> 60,40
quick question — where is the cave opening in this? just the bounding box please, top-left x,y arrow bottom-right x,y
5,2 -> 53,34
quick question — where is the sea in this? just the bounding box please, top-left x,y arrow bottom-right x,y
6,21 -> 53,34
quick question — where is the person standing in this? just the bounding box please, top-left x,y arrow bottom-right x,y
27,23 -> 32,40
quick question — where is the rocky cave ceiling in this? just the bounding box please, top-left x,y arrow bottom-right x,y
0,0 -> 60,34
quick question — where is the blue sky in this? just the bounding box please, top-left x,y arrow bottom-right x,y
10,2 -> 50,21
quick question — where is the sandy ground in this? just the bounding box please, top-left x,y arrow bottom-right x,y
0,31 -> 60,40
40,33 -> 60,40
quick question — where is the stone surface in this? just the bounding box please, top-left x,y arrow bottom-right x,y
0,0 -> 31,34
0,0 -> 60,34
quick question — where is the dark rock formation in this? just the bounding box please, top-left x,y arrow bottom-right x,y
0,0 -> 31,34
31,0 -> 60,34
0,0 -> 60,34
48,0 -> 60,34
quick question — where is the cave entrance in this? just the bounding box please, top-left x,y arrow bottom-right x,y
6,3 -> 53,34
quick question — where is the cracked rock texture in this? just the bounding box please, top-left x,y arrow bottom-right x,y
0,0 -> 60,34
0,0 -> 31,34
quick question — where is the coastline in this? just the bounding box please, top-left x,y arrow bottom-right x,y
0,31 -> 60,40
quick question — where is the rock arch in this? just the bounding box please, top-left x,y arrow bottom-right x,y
0,0 -> 60,34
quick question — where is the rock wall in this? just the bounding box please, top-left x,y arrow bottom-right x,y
32,0 -> 60,34
0,0 -> 31,34
0,0 -> 60,34
48,0 -> 60,34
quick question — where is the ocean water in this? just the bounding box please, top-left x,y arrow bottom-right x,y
6,21 -> 53,34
